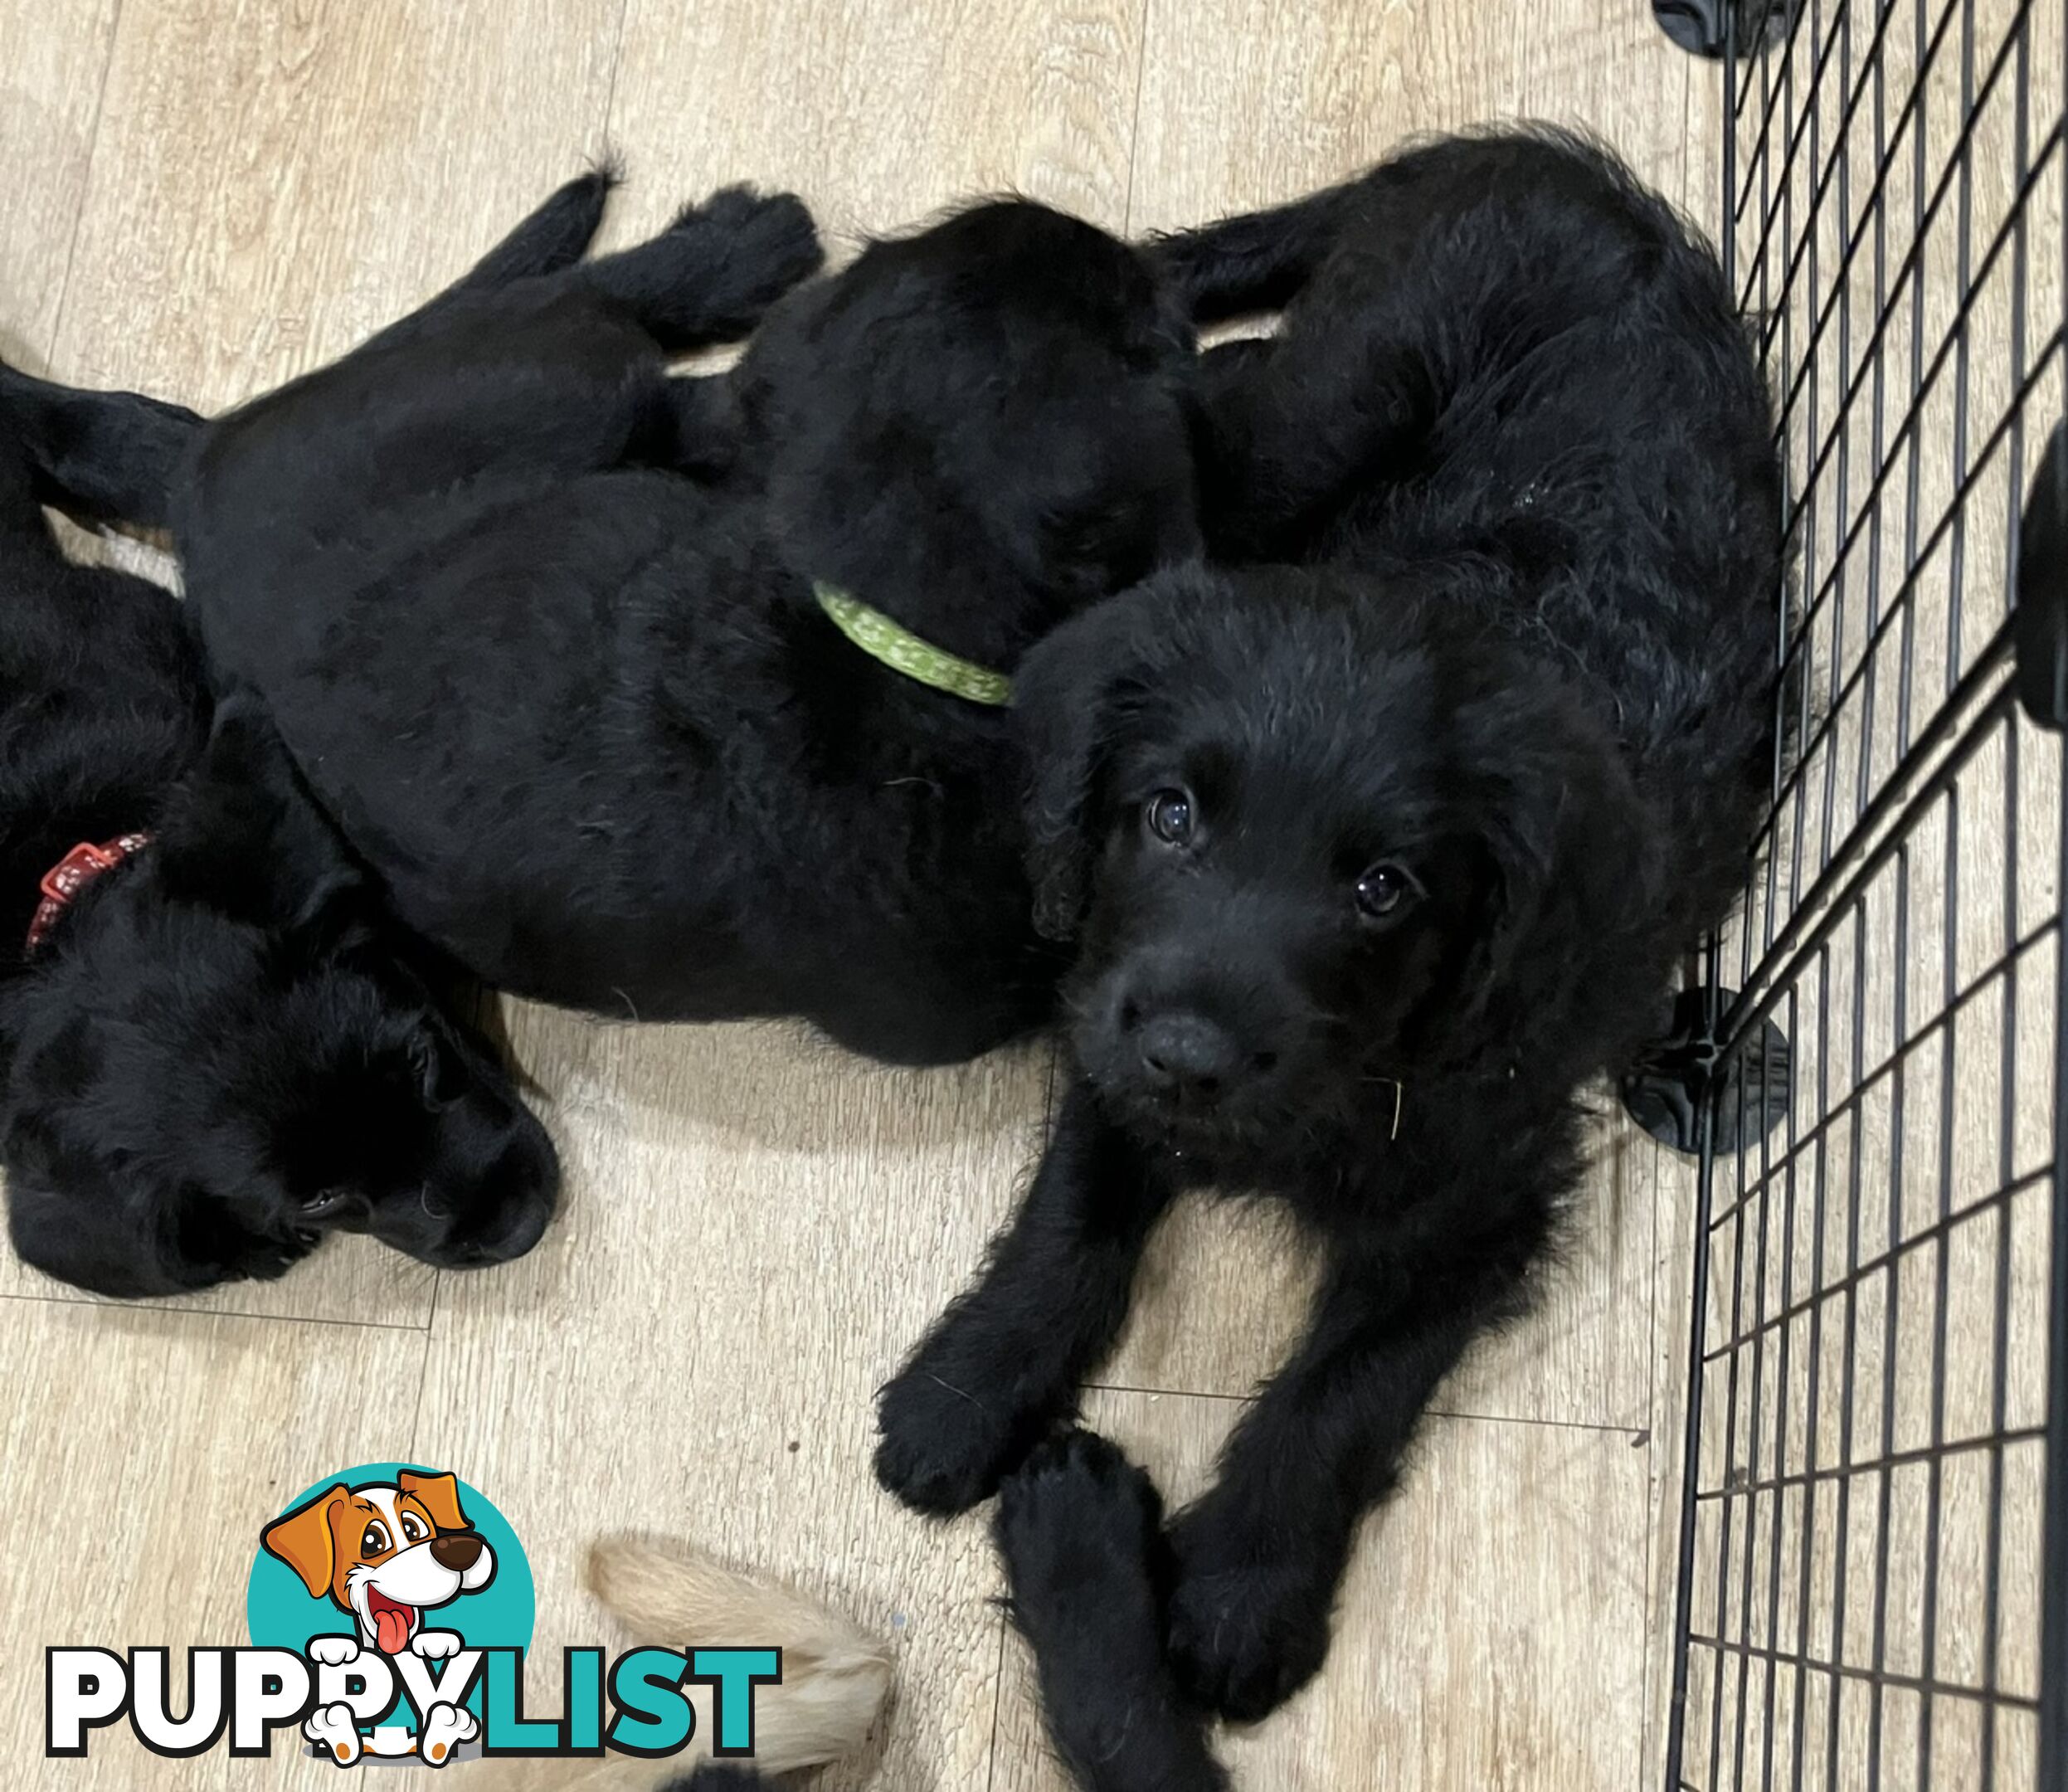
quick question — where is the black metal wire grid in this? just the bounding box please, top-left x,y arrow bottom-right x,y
1662,0 -> 2067,1789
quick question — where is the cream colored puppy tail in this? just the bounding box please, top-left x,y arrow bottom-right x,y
586,1535 -> 893,1777
469,1538 -> 892,1792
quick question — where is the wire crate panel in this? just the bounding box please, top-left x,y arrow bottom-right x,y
1666,0 -> 2067,1789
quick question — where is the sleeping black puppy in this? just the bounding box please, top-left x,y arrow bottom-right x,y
669,1429 -> 1227,1792
876,128 -> 1784,1720
167,173 -> 1200,1066
0,364 -> 559,1298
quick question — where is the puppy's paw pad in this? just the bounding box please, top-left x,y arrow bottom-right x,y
873,1368 -> 1031,1515
996,1429 -> 1161,1566
304,1701 -> 361,1765
307,1636 -> 361,1668
670,187 -> 823,290
420,1702 -> 477,1765
996,1430 -> 1167,1668
411,1629 -> 461,1661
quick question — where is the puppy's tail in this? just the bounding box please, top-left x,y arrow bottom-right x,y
0,361 -> 202,533
586,1535 -> 892,1773
474,1537 -> 891,1792
355,167 -> 623,358
1146,183 -> 1362,326
455,159 -> 622,291
0,368 -> 44,548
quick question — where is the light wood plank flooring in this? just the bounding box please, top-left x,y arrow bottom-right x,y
2,1 -> 2056,1787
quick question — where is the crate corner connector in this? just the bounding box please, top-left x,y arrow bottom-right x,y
1619,985 -> 1791,1157
1652,0 -> 1801,59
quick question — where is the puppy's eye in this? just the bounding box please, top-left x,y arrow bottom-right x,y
409,1030 -> 470,1110
1354,863 -> 1419,920
409,1035 -> 444,1104
362,1522 -> 390,1556
401,1514 -> 426,1542
1044,513 -> 1112,561
299,1188 -> 350,1218
1144,788 -> 1195,846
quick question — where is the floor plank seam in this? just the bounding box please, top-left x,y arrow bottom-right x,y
597,0 -> 635,168
1085,1376 -> 1652,1439
1679,41 -> 1696,216
982,1602 -> 1010,1792
1119,0 -> 1154,235
406,1281 -> 441,1463
40,0 -> 125,369
0,1286 -> 431,1333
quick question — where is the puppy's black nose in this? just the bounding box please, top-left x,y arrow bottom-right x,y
430,1532 -> 484,1571
1137,1012 -> 1243,1103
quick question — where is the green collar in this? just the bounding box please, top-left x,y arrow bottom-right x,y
814,582 -> 1014,707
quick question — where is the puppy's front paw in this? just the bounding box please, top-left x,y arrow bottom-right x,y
419,1702 -> 478,1766
1165,1507 -> 1336,1723
304,1701 -> 361,1765
307,1635 -> 361,1668
671,187 -> 825,304
874,1356 -> 1050,1516
411,1629 -> 461,1661
995,1430 -> 1165,1668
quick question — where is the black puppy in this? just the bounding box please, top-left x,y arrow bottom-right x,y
169,176 -> 1199,1066
877,129 -> 1784,1720
0,348 -> 559,1296
667,1429 -> 1227,1792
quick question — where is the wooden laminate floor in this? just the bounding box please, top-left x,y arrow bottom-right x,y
2,1 -> 2057,1788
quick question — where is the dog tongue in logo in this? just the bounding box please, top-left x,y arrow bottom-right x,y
367,1588 -> 415,1654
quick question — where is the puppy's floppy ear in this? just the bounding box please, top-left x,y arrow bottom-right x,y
262,1485 -> 350,1599
156,693 -> 367,939
5,1172 -> 202,1298
1451,674 -> 1659,1050
1013,577 -> 1183,942
2,1126 -> 301,1298
398,1470 -> 470,1534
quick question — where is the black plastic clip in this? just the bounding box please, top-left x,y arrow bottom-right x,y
1652,0 -> 1802,58
1620,985 -> 1792,1157
2012,421 -> 2068,732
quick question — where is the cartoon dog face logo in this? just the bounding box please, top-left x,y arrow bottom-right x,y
261,1470 -> 496,1658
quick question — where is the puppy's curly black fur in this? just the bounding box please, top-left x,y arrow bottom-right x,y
0,362 -> 559,1298
877,129 -> 1784,1721
994,1430 -> 1229,1792
171,173 -> 1201,1065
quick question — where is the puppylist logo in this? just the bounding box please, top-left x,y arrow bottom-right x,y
46,1462 -> 779,1766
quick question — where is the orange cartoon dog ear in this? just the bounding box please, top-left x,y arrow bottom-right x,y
399,1470 -> 470,1533
261,1485 -> 349,1599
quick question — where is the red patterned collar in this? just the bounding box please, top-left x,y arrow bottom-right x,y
24,834 -> 153,956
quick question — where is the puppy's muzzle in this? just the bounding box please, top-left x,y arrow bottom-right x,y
1135,1010 -> 1248,1105
430,1532 -> 485,1573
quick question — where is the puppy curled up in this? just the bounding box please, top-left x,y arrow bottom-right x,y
167,168 -> 1203,1067
0,365 -> 557,1297
876,127 -> 1786,1721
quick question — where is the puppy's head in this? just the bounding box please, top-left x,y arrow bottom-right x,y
745,199 -> 1202,661
2,702 -> 559,1298
262,1470 -> 495,1650
1018,566 -> 1656,1160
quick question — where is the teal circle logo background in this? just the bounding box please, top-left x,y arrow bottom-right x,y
246,1463 -> 535,1670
